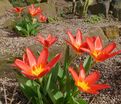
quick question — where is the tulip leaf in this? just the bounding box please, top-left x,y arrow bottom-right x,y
68,96 -> 87,104
64,45 -> 70,70
83,55 -> 93,72
46,72 -> 52,91
58,65 -> 64,78
53,91 -> 63,100
20,80 -> 41,104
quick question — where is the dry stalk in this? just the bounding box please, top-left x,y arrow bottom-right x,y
2,81 -> 8,104
9,86 -> 17,104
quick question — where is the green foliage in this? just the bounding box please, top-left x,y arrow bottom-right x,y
14,17 -> 40,36
84,14 -> 104,24
47,16 -> 59,23
83,56 -> 93,72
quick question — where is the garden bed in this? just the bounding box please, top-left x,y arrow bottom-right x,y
0,18 -> 121,104
0,0 -> 121,104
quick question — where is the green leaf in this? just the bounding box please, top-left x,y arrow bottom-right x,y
79,99 -> 88,104
53,91 -> 63,100
58,66 -> 64,78
46,72 -> 52,91
64,45 -> 70,70
16,26 -> 22,31
68,96 -> 87,104
83,56 -> 93,72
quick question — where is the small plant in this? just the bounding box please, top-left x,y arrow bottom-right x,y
84,14 -> 104,24
13,29 -> 121,104
9,0 -> 47,7
13,4 -> 47,36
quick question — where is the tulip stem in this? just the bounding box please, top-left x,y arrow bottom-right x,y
72,89 -> 80,97
91,61 -> 96,69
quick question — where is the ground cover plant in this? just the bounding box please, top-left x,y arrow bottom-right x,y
13,29 -> 121,104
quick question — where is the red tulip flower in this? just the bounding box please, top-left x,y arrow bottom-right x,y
39,14 -> 47,22
14,48 -> 61,79
28,4 -> 42,17
36,34 -> 57,48
65,29 -> 88,53
12,7 -> 23,14
81,36 -> 121,62
69,64 -> 110,94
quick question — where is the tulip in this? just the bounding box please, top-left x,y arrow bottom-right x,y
81,36 -> 121,62
12,7 -> 23,14
39,14 -> 47,22
36,34 -> 57,48
65,29 -> 88,53
14,48 -> 61,79
28,4 -> 42,17
69,64 -> 110,94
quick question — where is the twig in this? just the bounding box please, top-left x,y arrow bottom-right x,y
17,101 -> 21,104
27,98 -> 32,104
2,82 -> 8,104
10,86 -> 17,104
89,96 -> 96,104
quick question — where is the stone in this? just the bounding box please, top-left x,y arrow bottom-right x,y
84,27 -> 109,44
102,25 -> 120,39
0,0 -> 14,29
0,0 -> 13,17
72,0 -> 111,17
39,2 -> 57,17
111,0 -> 121,21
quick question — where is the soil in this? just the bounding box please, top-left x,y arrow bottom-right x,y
0,10 -> 121,104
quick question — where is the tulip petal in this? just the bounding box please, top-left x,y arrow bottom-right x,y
91,84 -> 110,91
47,34 -> 52,41
37,48 -> 48,66
76,29 -> 82,46
65,39 -> 79,51
47,54 -> 61,70
23,53 -> 29,65
36,34 -> 45,45
80,47 -> 90,53
47,34 -> 57,46
67,31 -> 75,44
15,59 -> 31,74
86,37 -> 95,51
102,42 -> 116,53
94,54 -> 109,62
95,36 -> 103,50
108,50 -> 121,58
38,68 -> 49,78
85,71 -> 100,85
85,89 -> 99,94
96,50 -> 121,62
79,64 -> 85,80
26,48 -> 37,68
21,71 -> 35,80
69,67 -> 78,81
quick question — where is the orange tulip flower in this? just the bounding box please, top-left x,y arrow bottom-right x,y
81,36 -> 121,62
28,4 -> 42,17
65,29 -> 88,53
69,64 -> 110,94
36,34 -> 57,48
13,7 -> 23,14
39,14 -> 47,22
14,48 -> 61,79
